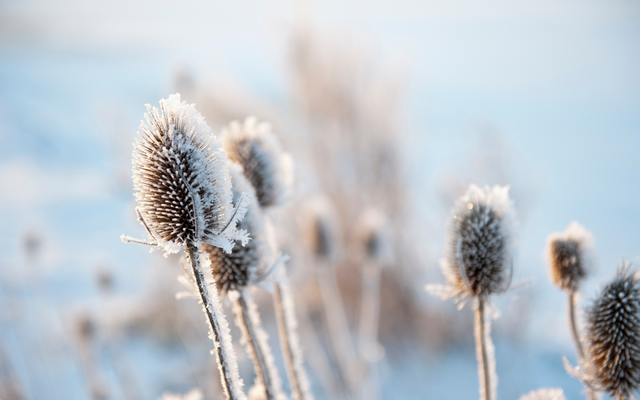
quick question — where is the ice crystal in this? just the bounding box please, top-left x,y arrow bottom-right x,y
204,163 -> 277,295
128,94 -> 249,254
222,117 -> 293,208
585,263 -> 640,399
546,221 -> 593,292
518,388 -> 566,400
441,185 -> 515,301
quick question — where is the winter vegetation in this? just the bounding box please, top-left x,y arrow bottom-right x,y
1,1 -> 639,400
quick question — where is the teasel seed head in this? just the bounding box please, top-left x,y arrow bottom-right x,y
356,207 -> 391,265
546,222 -> 593,292
204,163 -> 277,296
222,117 -> 293,209
585,263 -> 640,399
131,94 -> 249,254
518,388 -> 566,400
442,184 -> 515,301
301,196 -> 338,262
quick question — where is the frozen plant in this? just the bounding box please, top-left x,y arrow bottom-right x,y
222,117 -> 293,209
204,164 -> 287,400
546,222 -> 595,400
428,185 -> 516,400
223,118 -> 313,400
518,388 -> 566,400
584,263 -> 640,400
121,94 -> 249,400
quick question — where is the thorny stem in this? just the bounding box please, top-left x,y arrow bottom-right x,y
274,281 -> 313,400
186,244 -> 239,400
568,292 -> 596,400
233,290 -> 275,400
316,267 -> 360,398
474,297 -> 491,400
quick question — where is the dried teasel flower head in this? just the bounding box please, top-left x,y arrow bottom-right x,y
222,117 -> 294,209
585,263 -> 640,399
518,388 -> 566,400
546,222 -> 593,292
355,207 -> 392,265
203,163 -> 277,296
300,196 -> 338,262
129,94 -> 249,255
442,184 -> 515,301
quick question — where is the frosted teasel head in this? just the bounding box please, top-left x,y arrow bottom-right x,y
301,196 -> 338,262
518,389 -> 566,400
356,207 -> 392,265
584,263 -> 640,399
122,94 -> 250,255
442,185 -> 515,301
203,163 -> 278,296
222,117 -> 294,209
546,222 -> 593,293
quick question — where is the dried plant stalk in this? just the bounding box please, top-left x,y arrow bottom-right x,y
358,261 -> 381,400
474,297 -> 494,400
273,277 -> 314,400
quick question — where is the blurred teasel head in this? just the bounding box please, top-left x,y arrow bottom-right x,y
222,117 -> 293,209
356,207 -> 391,265
546,222 -> 593,293
130,94 -> 249,254
442,184 -> 515,301
301,196 -> 338,263
585,263 -> 640,399
204,163 -> 277,296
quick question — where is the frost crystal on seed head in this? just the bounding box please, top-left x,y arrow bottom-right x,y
222,117 -> 293,208
546,221 -> 593,292
585,263 -> 640,399
442,185 -> 515,300
517,388 -> 566,400
131,94 -> 249,254
204,163 -> 277,295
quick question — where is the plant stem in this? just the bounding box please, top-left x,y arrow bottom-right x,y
186,244 -> 243,400
358,260 -> 381,400
316,266 -> 360,398
232,289 -> 275,400
474,297 -> 491,400
568,291 -> 595,400
274,279 -> 314,400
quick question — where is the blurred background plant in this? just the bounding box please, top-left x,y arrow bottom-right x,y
0,0 -> 639,399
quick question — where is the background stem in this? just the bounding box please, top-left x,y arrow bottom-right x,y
358,260 -> 381,400
568,291 -> 595,400
474,297 -> 491,400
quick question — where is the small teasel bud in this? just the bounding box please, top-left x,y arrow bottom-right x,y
129,94 -> 248,254
204,163 -> 276,295
518,388 -> 566,400
585,263 -> 640,399
546,222 -> 593,292
443,185 -> 515,300
222,117 -> 293,209
301,196 -> 338,262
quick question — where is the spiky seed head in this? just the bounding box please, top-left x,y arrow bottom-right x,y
222,117 -> 293,208
443,184 -> 515,300
518,388 -> 566,400
301,196 -> 338,262
204,164 -> 276,296
545,222 -> 593,292
356,207 -> 391,264
585,264 -> 640,399
132,94 -> 248,254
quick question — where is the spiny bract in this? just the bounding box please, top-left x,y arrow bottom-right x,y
132,94 -> 248,254
222,117 -> 292,208
204,163 -> 276,295
546,222 -> 593,292
442,184 -> 515,300
585,264 -> 640,399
